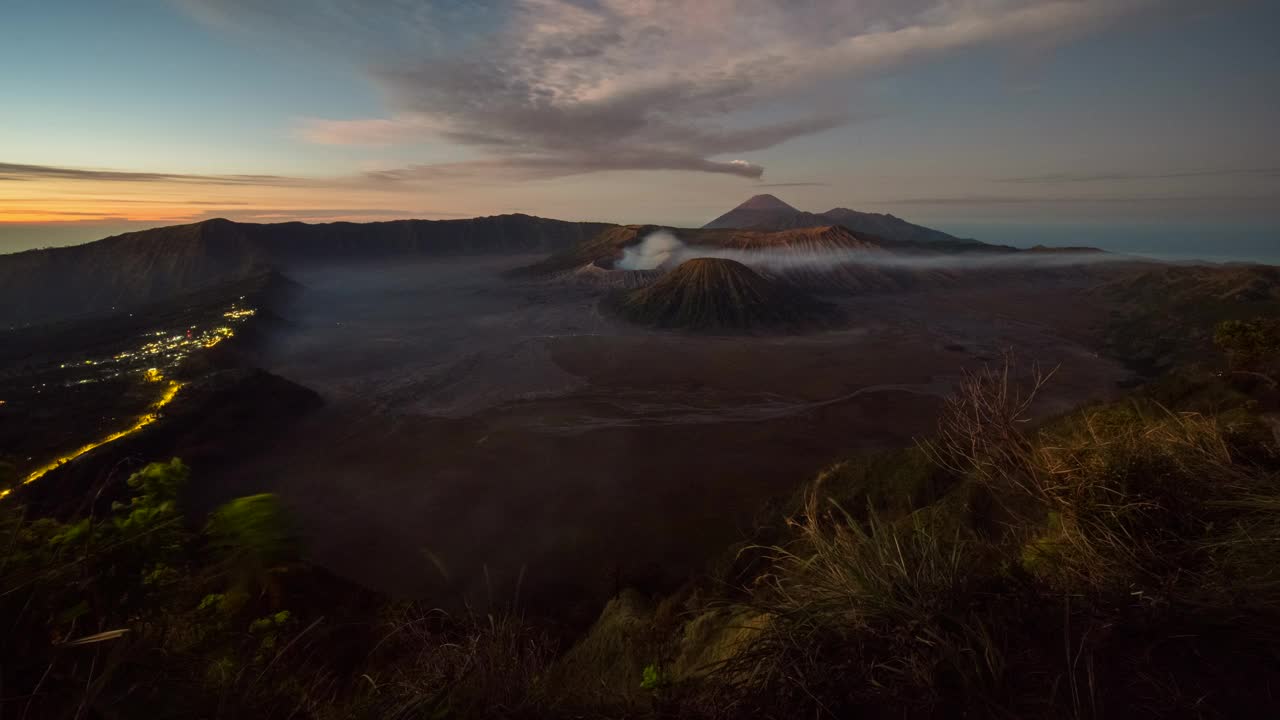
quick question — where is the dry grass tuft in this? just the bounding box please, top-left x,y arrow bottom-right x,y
704,354 -> 1280,718
359,602 -> 558,719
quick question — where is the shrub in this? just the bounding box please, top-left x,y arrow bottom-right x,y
1215,316 -> 1280,383
711,481 -> 1008,717
360,603 -> 558,719
206,492 -> 298,600
713,359 -> 1280,717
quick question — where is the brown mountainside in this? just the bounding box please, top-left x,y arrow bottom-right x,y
704,194 -> 990,249
0,215 -> 613,327
608,257 -> 840,333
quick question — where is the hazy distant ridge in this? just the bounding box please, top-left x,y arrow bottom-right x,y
0,215 -> 613,328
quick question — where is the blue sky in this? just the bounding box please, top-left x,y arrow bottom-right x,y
1,0 -> 1277,253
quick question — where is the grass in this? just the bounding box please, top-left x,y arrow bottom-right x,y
694,358 -> 1280,718
357,603 -> 558,719
4,356 -> 1279,718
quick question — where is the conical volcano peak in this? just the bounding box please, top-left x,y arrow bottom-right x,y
735,194 -> 797,212
607,257 -> 840,333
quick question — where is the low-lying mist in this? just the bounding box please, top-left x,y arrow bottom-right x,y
616,229 -> 1131,273
263,256 -> 607,416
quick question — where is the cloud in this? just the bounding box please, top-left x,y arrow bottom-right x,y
878,193 -> 1280,206
182,0 -> 1164,181
997,167 -> 1280,184
360,153 -> 765,182
0,162 -> 309,187
213,207 -> 472,221
756,182 -> 830,188
0,197 -> 254,206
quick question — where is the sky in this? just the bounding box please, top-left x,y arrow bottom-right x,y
2,0 -> 1278,255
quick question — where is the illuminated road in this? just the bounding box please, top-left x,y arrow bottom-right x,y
0,381 -> 184,501
0,301 -> 257,502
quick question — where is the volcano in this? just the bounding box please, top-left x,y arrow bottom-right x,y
608,257 -> 840,333
704,194 -> 989,249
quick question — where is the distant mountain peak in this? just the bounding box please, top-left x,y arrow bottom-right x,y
705,197 -> 987,248
735,194 -> 797,212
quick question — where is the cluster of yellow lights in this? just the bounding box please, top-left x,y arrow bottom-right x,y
104,306 -> 251,365
203,326 -> 235,348
0,381 -> 184,501
1,302 -> 258,501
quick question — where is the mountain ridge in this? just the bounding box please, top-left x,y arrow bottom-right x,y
704,195 -> 987,248
0,214 -> 614,328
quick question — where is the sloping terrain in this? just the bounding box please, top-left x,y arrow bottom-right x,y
518,224 -> 905,276
0,271 -> 299,494
519,224 -> 1018,296
704,194 -> 990,249
0,215 -> 613,327
607,258 -> 840,333
1098,262 -> 1280,372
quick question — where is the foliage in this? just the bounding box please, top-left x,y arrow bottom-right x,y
641,663 -> 670,691
0,460 -> 351,719
1216,316 -> 1280,384
1102,266 -> 1280,373
206,492 -> 298,599
207,494 -> 296,564
705,359 -> 1280,718
360,602 -> 559,719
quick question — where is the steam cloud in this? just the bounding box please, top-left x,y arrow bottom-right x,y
616,231 -> 684,270
616,230 -> 1129,273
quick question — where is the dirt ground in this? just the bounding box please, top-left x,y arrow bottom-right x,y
212,257 -> 1131,619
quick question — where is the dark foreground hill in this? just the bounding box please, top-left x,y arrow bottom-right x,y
704,193 -> 988,249
0,214 -> 613,327
607,257 -> 840,333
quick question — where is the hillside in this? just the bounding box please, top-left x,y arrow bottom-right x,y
519,224 -> 1013,295
517,224 -> 906,278
0,215 -> 613,327
704,194 -> 988,249
1098,263 -> 1280,372
607,258 -> 840,333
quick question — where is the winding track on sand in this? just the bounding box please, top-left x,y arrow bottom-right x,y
518,380 -> 953,434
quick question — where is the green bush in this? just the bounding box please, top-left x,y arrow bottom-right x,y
206,492 -> 298,597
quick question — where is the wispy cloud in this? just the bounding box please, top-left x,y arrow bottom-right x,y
879,193 -> 1280,205
996,167 -> 1280,184
219,208 -> 471,221
0,162 -> 309,187
183,0 -> 1163,181
0,197 -> 254,206
756,182 -> 830,188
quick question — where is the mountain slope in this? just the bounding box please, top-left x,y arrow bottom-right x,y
703,194 -> 830,232
518,223 -> 905,279
607,257 -> 840,333
0,215 -> 613,327
820,207 -> 978,248
704,194 -> 986,248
